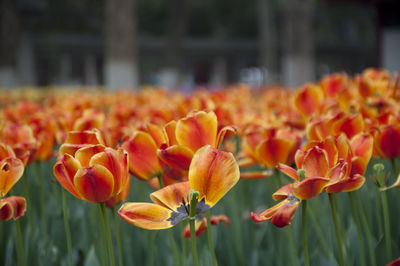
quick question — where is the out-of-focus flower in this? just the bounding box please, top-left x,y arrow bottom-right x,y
182,215 -> 230,238
54,130 -> 129,203
0,144 -> 25,196
293,84 -> 324,118
386,257 -> 400,266
118,145 -> 239,229
0,196 -> 26,221
373,124 -> 400,159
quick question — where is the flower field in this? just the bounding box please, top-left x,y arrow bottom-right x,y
1,68 -> 400,266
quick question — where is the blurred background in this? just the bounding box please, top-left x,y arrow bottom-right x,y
0,0 -> 399,90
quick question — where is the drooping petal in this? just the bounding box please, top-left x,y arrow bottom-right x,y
176,111 -> 218,152
277,163 -> 299,181
272,183 -> 293,201
73,164 -> 115,202
270,198 -> 301,227
150,181 -> 190,211
0,157 -> 24,196
325,174 -> 365,193
251,200 -> 287,222
157,145 -> 194,171
189,145 -> 240,208
118,202 -> 174,230
122,132 -> 163,180
256,138 -> 292,169
292,177 -> 329,200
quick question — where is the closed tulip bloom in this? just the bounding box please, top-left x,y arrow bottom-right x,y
0,144 -> 25,197
0,196 -> 26,221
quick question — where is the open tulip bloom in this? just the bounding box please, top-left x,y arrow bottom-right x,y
118,145 -> 240,230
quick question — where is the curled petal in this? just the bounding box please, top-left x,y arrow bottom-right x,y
163,120 -> 178,146
216,126 -> 236,149
189,146 -> 240,208
277,164 -> 299,181
176,111 -> 218,152
53,155 -> 82,199
74,164 -> 115,203
292,177 -> 329,200
157,145 -> 194,171
119,202 -> 174,230
0,157 -> 24,196
251,197 -> 300,227
272,183 -> 293,201
150,181 -> 190,211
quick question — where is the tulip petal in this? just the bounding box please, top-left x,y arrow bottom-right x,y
189,145 -> 240,208
325,174 -> 365,193
272,183 -> 292,201
277,164 -> 299,181
150,181 -> 190,211
251,200 -> 287,222
119,202 -> 175,230
74,164 -> 115,202
176,111 -> 218,152
0,157 -> 24,196
122,132 -> 163,180
302,147 -> 329,178
60,130 -> 104,156
271,198 -> 301,227
256,138 -> 292,169
157,145 -> 194,171
292,177 -> 329,200
216,126 -> 236,149
0,196 -> 26,221
351,133 -> 373,162
163,120 -> 178,146
53,155 -> 82,199
75,145 -> 106,167
240,170 -> 273,179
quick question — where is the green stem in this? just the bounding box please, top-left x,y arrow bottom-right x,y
112,208 -> 124,266
148,231 -> 158,266
100,203 -> 116,266
328,194 -> 345,266
97,204 -> 108,266
391,158 -> 397,176
22,173 -> 33,227
189,192 -> 199,266
380,190 -> 392,261
373,188 -> 383,235
354,191 -> 376,266
206,210 -> 218,266
62,189 -> 73,266
180,223 -> 187,266
15,219 -> 25,266
37,162 -> 47,239
302,201 -> 310,266
348,192 -> 366,266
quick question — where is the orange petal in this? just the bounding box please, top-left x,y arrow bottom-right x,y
251,200 -> 287,222
0,157 -> 24,196
270,198 -> 301,227
163,120 -> 178,146
325,174 -> 365,193
272,183 -> 293,201
74,164 -> 115,203
106,175 -> 131,208
333,114 -> 364,139
122,132 -> 163,180
0,196 -> 26,221
75,145 -> 106,167
216,126 -> 236,149
292,177 -> 329,200
60,130 -> 104,156
351,133 -> 373,162
294,84 -> 324,117
53,154 -> 82,199
176,111 -> 218,152
189,145 -> 240,208
118,202 -> 174,230
277,163 -> 299,181
302,147 -> 329,178
256,138 -> 292,169
89,147 -> 129,195
150,181 -> 190,211
183,218 -> 207,238
157,145 -> 194,171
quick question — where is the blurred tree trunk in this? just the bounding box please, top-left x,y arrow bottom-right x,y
257,0 -> 278,85
282,0 -> 315,88
104,0 -> 138,90
0,0 -> 19,87
162,0 -> 188,89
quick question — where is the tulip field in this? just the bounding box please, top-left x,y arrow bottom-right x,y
1,68 -> 400,266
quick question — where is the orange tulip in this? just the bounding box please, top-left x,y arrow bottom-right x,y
293,84 -> 324,118
0,144 -> 25,197
119,145 -> 239,229
54,130 -> 129,203
0,196 -> 26,221
373,124 -> 400,159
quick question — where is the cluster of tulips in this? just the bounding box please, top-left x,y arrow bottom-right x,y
1,68 -> 400,266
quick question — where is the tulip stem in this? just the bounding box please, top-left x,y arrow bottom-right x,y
37,161 -> 47,239
206,210 -> 218,266
97,204 -> 108,266
62,189 -> 73,266
111,208 -> 124,266
189,191 -> 199,266
348,192 -> 366,266
100,202 -> 116,266
354,191 -> 376,266
328,194 -> 345,266
380,190 -> 392,261
157,175 -> 181,266
15,219 -> 25,266
180,222 -> 187,266
302,200 -> 310,266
